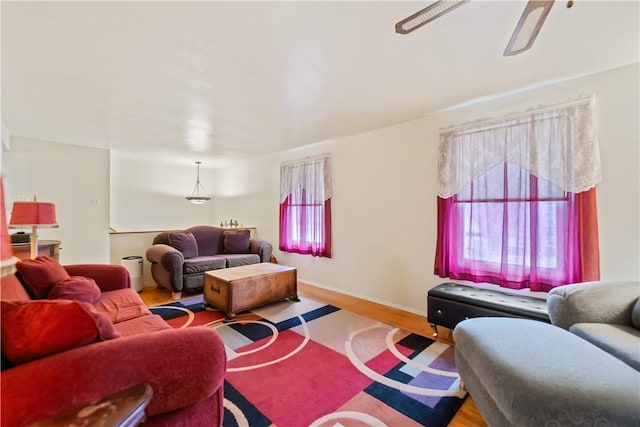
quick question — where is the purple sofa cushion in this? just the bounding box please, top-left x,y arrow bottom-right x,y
168,232 -> 198,259
223,229 -> 251,254
223,254 -> 261,268
187,226 -> 225,256
183,256 -> 227,275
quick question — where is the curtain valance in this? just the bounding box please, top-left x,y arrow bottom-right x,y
280,154 -> 332,203
438,96 -> 601,198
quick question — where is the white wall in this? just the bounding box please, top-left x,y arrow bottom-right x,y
213,63 -> 640,314
3,64 -> 637,312
1,137 -> 110,264
110,151 -> 217,232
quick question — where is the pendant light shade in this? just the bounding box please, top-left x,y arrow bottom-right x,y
186,161 -> 211,204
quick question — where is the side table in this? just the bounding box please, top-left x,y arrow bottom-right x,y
26,383 -> 153,427
11,239 -> 61,261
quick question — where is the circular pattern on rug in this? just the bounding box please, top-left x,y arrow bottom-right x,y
149,305 -> 195,328
346,324 -> 465,397
309,411 -> 387,427
384,327 -> 459,377
211,320 -> 279,356
223,398 -> 250,426
212,314 -> 311,372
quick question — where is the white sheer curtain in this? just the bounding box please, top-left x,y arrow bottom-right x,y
279,154 -> 332,204
435,96 -> 601,290
438,96 -> 601,198
279,154 -> 332,258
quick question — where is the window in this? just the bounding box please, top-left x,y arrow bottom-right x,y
435,97 -> 601,291
279,154 -> 332,258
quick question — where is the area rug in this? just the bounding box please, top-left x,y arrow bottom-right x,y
151,295 -> 467,427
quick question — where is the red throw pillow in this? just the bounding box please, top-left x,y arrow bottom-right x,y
1,300 -> 120,366
15,256 -> 71,299
48,276 -> 101,304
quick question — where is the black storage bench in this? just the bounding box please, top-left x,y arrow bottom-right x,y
427,282 -> 550,336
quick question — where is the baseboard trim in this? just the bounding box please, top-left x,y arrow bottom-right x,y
297,279 -> 427,317
297,280 -> 440,339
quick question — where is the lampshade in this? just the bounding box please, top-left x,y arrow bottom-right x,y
0,179 -> 17,277
9,199 -> 59,260
9,201 -> 58,227
186,161 -> 211,204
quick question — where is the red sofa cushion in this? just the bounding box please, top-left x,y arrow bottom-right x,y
114,314 -> 172,337
48,276 -> 101,304
15,256 -> 70,298
1,299 -> 119,365
93,288 -> 152,324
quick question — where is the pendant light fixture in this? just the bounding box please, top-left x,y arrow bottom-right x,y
185,161 -> 211,204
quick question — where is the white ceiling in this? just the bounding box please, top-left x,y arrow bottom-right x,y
2,1 -> 639,165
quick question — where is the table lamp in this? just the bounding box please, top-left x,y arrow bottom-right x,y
9,198 -> 58,259
1,179 -> 17,277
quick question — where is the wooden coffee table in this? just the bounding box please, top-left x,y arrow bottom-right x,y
203,263 -> 298,321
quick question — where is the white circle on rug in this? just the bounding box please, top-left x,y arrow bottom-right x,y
211,320 -> 279,356
211,314 -> 311,372
346,325 -> 465,398
309,411 -> 387,427
384,327 -> 459,378
223,398 -> 250,426
149,305 -> 195,328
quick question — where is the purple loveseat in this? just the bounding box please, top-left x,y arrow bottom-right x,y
146,225 -> 272,299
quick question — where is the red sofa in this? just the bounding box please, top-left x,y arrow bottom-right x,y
0,261 -> 226,427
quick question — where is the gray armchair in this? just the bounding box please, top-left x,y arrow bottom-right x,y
453,280 -> 640,426
146,225 -> 273,299
547,280 -> 640,370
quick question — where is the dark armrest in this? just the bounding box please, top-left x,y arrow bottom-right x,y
145,244 -> 184,292
1,327 -> 226,426
547,281 -> 640,329
250,239 -> 273,262
64,264 -> 131,292
146,244 -> 184,269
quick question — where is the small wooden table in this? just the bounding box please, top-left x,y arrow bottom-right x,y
27,383 -> 153,427
11,239 -> 61,261
204,263 -> 298,321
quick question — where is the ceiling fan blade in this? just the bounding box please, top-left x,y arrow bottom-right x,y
395,0 -> 469,35
504,0 -> 555,56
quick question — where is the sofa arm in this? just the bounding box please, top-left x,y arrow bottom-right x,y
146,244 -> 185,292
64,264 -> 131,292
1,327 -> 226,427
547,281 -> 640,329
250,239 -> 273,262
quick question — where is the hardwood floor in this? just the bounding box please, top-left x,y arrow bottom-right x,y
139,282 -> 487,427
296,283 -> 487,427
138,285 -> 176,307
